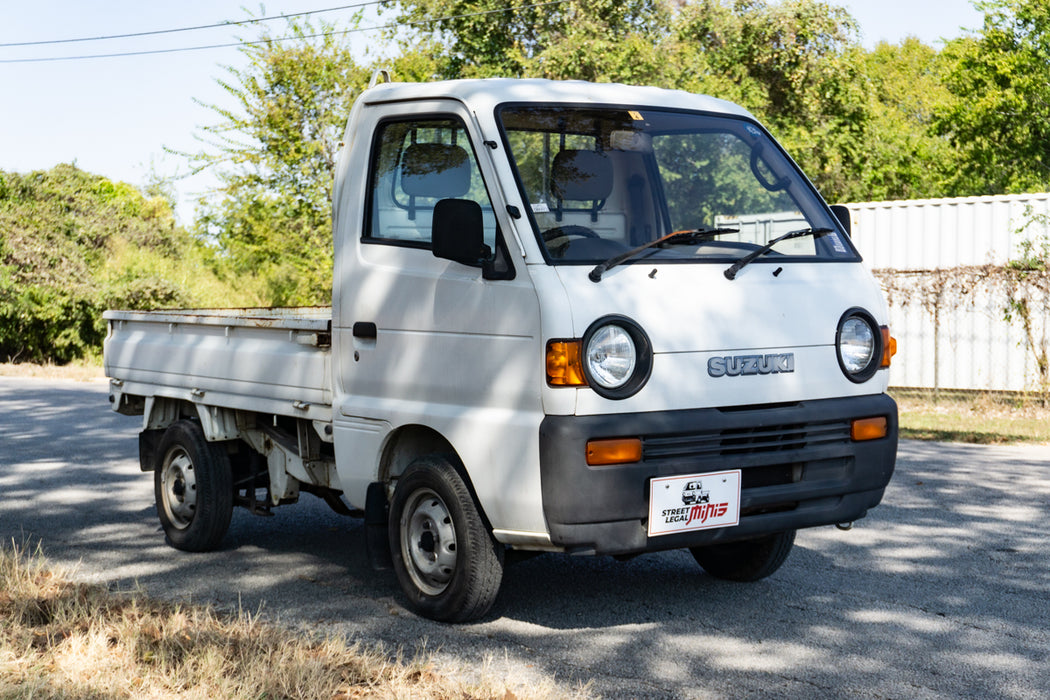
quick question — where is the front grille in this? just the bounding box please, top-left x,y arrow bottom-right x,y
642,418 -> 851,461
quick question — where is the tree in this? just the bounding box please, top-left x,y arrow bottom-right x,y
0,164 -> 243,363
524,2 -> 671,83
935,0 -> 1050,195
189,17 -> 370,305
382,0 -> 665,79
857,38 -> 959,201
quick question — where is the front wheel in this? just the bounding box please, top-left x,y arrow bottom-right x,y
689,530 -> 796,582
388,455 -> 504,622
154,420 -> 233,552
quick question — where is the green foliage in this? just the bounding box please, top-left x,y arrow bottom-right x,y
1001,209 -> 1050,393
0,271 -> 101,365
935,0 -> 1050,194
188,17 -> 370,306
856,39 -> 960,201
0,164 -> 251,364
383,0 -> 664,78
1005,208 -> 1050,272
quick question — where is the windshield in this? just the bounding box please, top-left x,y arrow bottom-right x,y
497,105 -> 855,265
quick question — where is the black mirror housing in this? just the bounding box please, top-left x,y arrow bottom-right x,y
432,198 -> 487,266
830,205 -> 852,237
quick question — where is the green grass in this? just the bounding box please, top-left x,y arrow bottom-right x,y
894,391 -> 1050,444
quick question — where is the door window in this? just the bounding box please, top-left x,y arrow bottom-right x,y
364,117 -> 498,250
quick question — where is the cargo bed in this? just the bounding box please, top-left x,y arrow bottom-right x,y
103,307 -> 333,423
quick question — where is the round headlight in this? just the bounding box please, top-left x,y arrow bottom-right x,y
836,309 -> 881,382
581,316 -> 653,399
585,325 -> 636,389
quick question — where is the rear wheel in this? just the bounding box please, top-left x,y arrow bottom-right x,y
154,420 -> 233,552
689,530 -> 796,582
388,455 -> 504,622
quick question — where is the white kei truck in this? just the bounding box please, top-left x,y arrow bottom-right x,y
104,76 -> 898,622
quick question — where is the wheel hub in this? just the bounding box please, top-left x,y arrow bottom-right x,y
401,489 -> 457,596
161,450 -> 197,528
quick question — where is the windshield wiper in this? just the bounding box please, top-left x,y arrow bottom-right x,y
723,227 -> 832,281
589,227 -> 739,282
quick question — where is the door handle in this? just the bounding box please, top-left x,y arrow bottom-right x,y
353,322 -> 377,339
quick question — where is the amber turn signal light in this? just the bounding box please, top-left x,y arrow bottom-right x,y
851,416 -> 888,441
880,326 -> 897,368
546,340 -> 587,387
586,437 -> 643,466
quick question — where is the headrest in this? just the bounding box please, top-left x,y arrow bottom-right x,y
550,149 -> 613,201
401,143 -> 471,198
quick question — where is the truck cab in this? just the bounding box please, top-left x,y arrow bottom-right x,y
329,77 -> 896,617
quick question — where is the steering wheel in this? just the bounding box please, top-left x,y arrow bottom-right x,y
542,225 -> 600,257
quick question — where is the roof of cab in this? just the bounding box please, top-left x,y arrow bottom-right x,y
360,78 -> 754,120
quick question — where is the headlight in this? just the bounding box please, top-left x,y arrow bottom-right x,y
582,316 -> 652,399
585,325 -> 636,389
836,309 -> 882,382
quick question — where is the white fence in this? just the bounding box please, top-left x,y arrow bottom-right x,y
846,192 -> 1050,392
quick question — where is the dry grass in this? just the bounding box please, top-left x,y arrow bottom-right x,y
0,543 -> 586,700
0,361 -> 104,381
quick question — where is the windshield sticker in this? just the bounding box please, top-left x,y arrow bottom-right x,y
628,110 -> 644,121
745,124 -> 762,138
828,232 -> 847,253
531,202 -> 550,213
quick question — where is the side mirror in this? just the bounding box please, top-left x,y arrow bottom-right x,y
830,205 -> 851,237
432,198 -> 488,267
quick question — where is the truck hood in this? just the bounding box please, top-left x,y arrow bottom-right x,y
556,261 -> 888,353
551,260 -> 891,414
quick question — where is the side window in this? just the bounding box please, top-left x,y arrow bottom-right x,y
365,116 -> 497,249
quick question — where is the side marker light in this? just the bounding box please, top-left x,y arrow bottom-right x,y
880,326 -> 897,368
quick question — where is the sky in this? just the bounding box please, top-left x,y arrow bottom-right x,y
0,0 -> 984,222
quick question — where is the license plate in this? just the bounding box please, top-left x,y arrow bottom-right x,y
648,470 -> 741,537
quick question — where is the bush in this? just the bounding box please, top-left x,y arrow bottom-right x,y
0,164 -> 256,364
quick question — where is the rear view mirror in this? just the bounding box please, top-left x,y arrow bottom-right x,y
432,198 -> 488,266
610,130 -> 652,152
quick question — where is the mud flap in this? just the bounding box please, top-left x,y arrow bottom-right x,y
365,481 -> 392,571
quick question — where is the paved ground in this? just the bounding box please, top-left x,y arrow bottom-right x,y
1,377 -> 1048,698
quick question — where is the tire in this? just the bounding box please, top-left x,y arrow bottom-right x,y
388,455 -> 504,622
153,420 -> 234,552
690,530 -> 796,582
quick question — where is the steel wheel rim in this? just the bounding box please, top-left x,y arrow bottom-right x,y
400,487 -> 457,596
161,448 -> 197,529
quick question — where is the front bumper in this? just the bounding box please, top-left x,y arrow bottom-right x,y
539,394 -> 897,555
